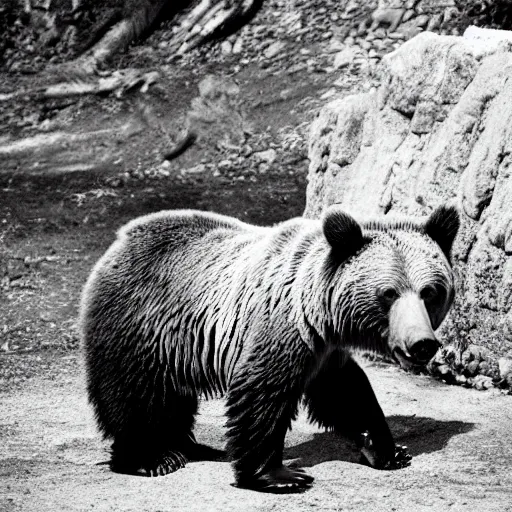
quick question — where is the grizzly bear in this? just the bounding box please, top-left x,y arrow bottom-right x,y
80,205 -> 459,492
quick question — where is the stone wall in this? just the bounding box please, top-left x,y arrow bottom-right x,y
305,28 -> 512,383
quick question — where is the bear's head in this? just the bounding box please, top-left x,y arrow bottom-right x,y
322,205 -> 460,367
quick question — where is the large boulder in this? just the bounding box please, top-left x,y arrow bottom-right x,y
305,27 -> 512,368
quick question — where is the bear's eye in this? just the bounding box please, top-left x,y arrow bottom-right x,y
420,285 -> 439,302
379,287 -> 399,304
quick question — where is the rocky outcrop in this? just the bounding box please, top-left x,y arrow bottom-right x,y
305,27 -> 512,385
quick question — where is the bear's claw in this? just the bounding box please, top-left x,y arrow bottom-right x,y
359,432 -> 411,470
384,444 -> 412,470
111,450 -> 187,477
236,465 -> 314,493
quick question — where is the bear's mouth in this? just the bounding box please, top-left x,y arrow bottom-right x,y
392,347 -> 425,371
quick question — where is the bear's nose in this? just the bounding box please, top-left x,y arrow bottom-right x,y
408,338 -> 441,363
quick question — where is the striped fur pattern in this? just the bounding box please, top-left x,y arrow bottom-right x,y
80,206 -> 458,486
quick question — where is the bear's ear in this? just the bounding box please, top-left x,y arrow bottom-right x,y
423,205 -> 460,259
323,209 -> 364,260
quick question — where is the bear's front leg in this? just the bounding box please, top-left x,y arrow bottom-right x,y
225,336 -> 314,493
304,352 -> 411,470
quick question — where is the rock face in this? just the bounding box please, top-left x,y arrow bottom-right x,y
305,27 -> 512,360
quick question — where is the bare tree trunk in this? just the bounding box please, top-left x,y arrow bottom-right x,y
74,0 -> 264,73
3,1 -> 264,75
76,0 -> 171,74
2,0 -> 264,100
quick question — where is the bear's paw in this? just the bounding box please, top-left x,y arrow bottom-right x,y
359,432 -> 412,470
110,450 -> 187,477
236,465 -> 314,493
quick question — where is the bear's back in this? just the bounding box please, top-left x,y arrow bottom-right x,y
119,209 -> 261,250
80,210 -> 321,396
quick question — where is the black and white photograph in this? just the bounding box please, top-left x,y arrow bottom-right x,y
1,0 -> 512,510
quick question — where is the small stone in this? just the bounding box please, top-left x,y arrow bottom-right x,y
345,0 -> 359,13
220,41 -> 232,55
402,9 -> 415,22
287,63 -> 307,74
181,164 -> 206,175
427,13 -> 443,31
402,25 -> 424,40
498,357 -> 512,380
414,14 -> 430,28
218,160 -> 232,170
388,32 -> 405,40
333,47 -> 357,69
327,39 -> 345,53
368,48 -> 378,58
39,119 -> 51,131
373,39 -> 386,51
472,375 -> 494,391
436,364 -> 452,376
252,24 -> 265,34
253,149 -> 277,164
344,36 -> 355,45
264,41 -> 287,59
232,38 -> 243,54
361,40 -> 372,50
455,374 -> 468,385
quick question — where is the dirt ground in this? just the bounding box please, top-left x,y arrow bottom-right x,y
1,2 -> 512,511
2,356 -> 512,512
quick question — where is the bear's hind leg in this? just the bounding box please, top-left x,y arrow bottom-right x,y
111,437 -> 188,477
110,392 -> 199,477
304,352 -> 411,470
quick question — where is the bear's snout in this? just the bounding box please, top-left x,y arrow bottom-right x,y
407,337 -> 441,364
388,291 -> 441,367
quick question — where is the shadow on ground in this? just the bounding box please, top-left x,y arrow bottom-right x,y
287,416 -> 474,467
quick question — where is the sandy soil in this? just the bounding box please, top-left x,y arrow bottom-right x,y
1,356 -> 511,512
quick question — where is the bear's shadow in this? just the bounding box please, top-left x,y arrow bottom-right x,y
285,415 -> 474,468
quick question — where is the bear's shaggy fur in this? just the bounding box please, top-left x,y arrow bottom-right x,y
80,205 -> 459,491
